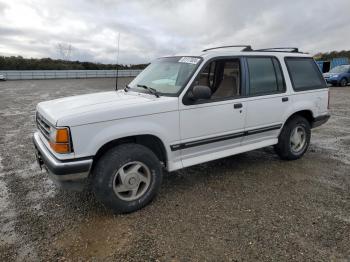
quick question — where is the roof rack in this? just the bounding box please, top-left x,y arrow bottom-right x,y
254,47 -> 300,53
202,45 -> 253,52
202,45 -> 302,53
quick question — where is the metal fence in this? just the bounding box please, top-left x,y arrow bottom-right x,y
0,70 -> 143,80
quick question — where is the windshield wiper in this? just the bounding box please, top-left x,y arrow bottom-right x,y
124,84 -> 131,92
137,84 -> 160,98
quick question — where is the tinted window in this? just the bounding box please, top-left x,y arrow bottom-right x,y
272,58 -> 285,91
329,65 -> 350,74
285,58 -> 326,91
247,57 -> 284,95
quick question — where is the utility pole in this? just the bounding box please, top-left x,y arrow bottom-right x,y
115,33 -> 121,90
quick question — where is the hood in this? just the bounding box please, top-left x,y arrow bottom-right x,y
37,90 -> 178,126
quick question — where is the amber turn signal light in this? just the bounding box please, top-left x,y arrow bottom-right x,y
56,128 -> 70,143
49,127 -> 71,153
49,142 -> 70,154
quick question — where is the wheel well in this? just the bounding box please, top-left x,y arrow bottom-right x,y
286,110 -> 314,125
91,135 -> 167,171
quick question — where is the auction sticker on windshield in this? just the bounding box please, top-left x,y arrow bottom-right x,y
178,57 -> 200,64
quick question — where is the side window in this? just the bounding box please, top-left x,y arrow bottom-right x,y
285,57 -> 326,91
193,58 -> 241,101
197,61 -> 215,87
272,58 -> 285,91
247,57 -> 284,96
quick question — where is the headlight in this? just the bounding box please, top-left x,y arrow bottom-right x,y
36,112 -> 72,154
49,127 -> 72,154
331,74 -> 339,78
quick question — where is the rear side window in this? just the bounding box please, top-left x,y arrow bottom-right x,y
247,57 -> 285,96
285,57 -> 326,91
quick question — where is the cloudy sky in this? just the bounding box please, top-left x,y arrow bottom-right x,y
0,0 -> 349,64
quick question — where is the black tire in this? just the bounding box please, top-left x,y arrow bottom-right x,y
274,116 -> 311,160
339,78 -> 348,87
92,143 -> 163,213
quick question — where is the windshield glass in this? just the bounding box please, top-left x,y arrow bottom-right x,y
329,65 -> 349,73
128,56 -> 201,95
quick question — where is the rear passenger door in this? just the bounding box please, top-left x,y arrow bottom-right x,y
242,56 -> 289,146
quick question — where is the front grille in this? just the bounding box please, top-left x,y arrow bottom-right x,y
36,112 -> 51,140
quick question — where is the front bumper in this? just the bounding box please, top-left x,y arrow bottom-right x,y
33,132 -> 92,189
324,78 -> 338,85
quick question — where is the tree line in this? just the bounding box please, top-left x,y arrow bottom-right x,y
0,56 -> 149,70
1,51 -> 349,70
314,50 -> 350,61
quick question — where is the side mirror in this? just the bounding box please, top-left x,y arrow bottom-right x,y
192,85 -> 211,100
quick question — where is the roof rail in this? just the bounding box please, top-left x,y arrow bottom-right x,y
202,45 -> 253,52
254,47 -> 300,53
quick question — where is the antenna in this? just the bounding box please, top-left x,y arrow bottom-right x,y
115,33 -> 121,90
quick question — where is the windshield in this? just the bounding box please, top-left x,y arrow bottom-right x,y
128,56 -> 202,95
329,65 -> 350,74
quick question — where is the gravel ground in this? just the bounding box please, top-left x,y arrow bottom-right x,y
0,78 -> 349,261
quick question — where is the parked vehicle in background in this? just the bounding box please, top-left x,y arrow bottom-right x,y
0,74 -> 6,81
323,65 -> 350,86
33,45 -> 330,213
316,57 -> 349,73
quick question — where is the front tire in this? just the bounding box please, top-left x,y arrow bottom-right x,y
274,116 -> 311,160
339,78 -> 348,87
92,143 -> 163,213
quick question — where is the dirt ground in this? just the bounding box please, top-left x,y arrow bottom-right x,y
0,78 -> 349,261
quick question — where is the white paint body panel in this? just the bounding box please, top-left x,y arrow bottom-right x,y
35,50 -> 329,172
179,98 -> 246,165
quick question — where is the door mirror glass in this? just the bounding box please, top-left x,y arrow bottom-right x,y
192,85 -> 211,100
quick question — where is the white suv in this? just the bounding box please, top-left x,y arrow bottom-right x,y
33,46 -> 330,213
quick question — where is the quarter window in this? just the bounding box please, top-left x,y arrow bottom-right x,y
285,58 -> 326,91
247,57 -> 285,95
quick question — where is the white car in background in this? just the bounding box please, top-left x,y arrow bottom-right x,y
33,45 -> 330,213
0,74 -> 6,81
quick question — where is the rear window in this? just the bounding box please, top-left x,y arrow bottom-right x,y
285,57 -> 326,91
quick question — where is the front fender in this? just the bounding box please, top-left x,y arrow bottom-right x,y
70,111 -> 180,160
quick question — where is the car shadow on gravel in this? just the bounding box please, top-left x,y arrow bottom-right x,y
52,147 -> 279,215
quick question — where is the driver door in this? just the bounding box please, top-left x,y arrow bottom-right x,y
176,58 -> 247,168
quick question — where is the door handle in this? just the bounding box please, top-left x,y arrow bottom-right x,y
282,97 -> 289,102
234,103 -> 243,109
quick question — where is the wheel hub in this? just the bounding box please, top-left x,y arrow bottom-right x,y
290,125 -> 306,153
125,174 -> 140,188
112,161 -> 151,201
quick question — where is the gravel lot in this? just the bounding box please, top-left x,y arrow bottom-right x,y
0,78 -> 349,261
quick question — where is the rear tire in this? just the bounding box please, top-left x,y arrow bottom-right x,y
92,143 -> 163,213
274,116 -> 311,160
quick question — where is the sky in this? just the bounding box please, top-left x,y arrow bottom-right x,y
0,0 -> 349,64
